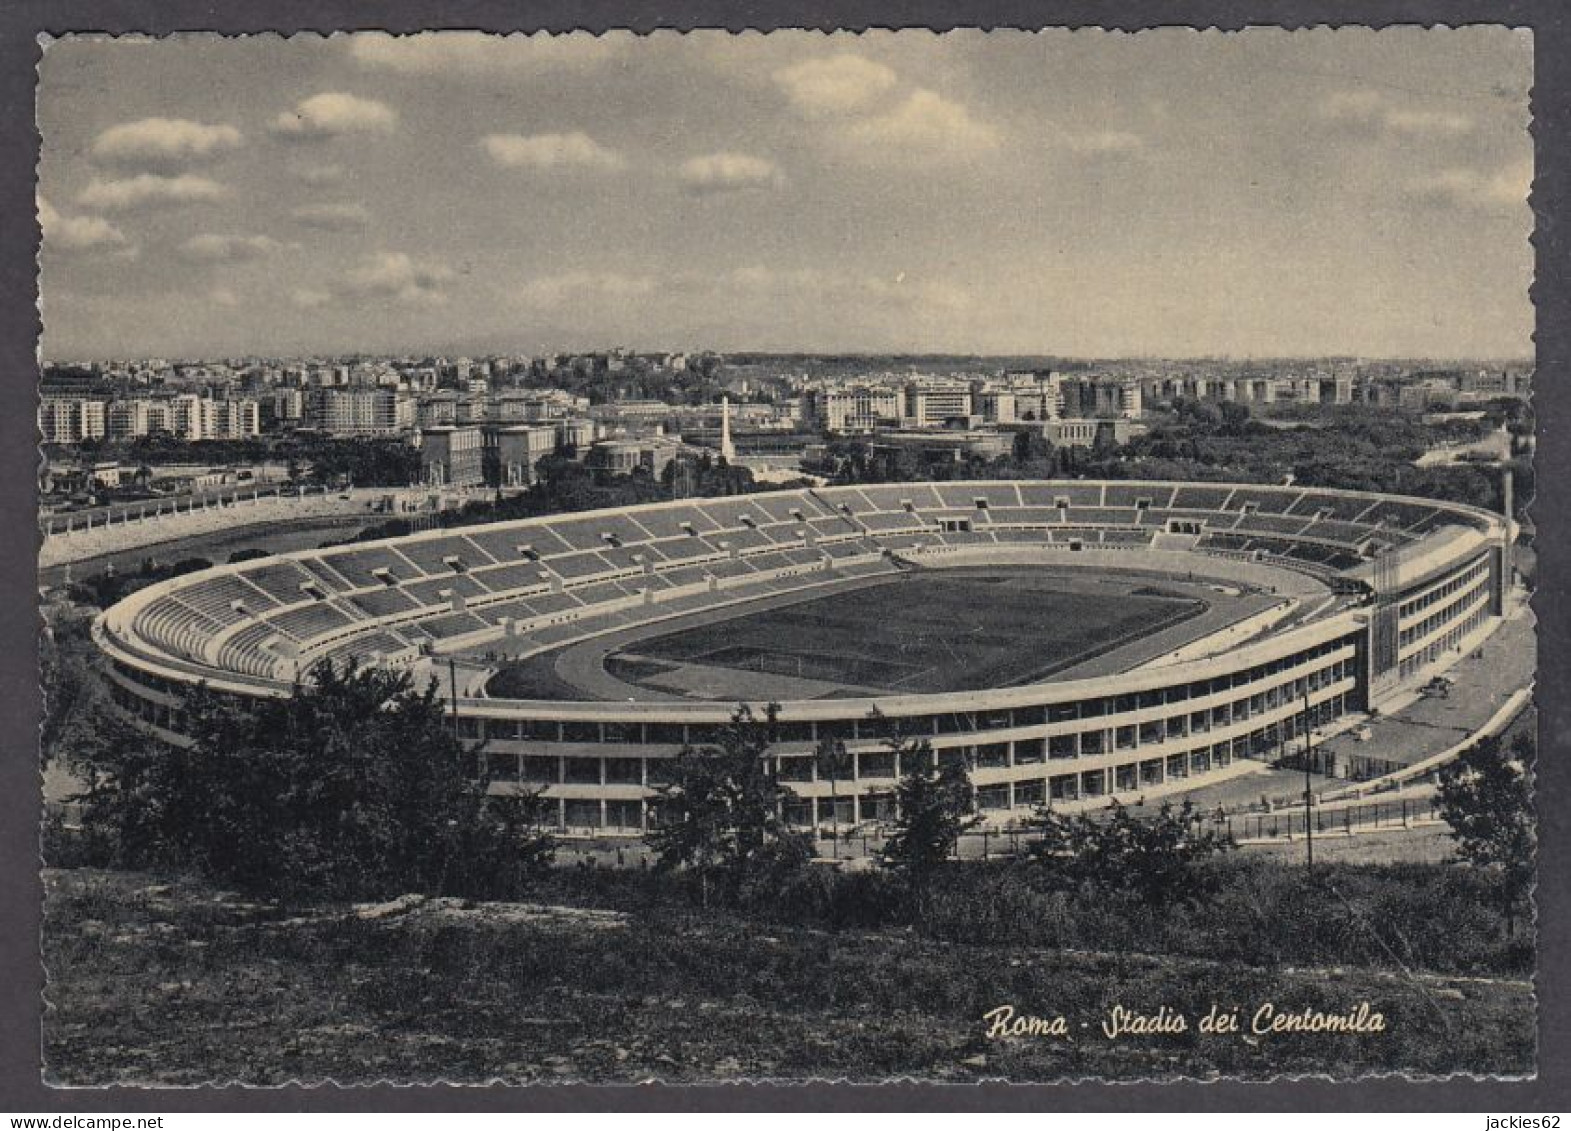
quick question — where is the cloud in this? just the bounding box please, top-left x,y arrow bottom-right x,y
1062,129 -> 1145,154
837,89 -> 1001,163
516,270 -> 656,308
514,264 -> 970,326
178,233 -> 290,262
90,117 -> 243,172
481,131 -> 625,172
292,252 -> 455,309
1320,90 -> 1474,136
338,251 -> 454,304
290,202 -> 372,230
291,163 -> 346,186
76,174 -> 228,213
348,31 -> 623,76
269,93 -> 397,141
38,196 -> 132,254
1405,161 -> 1532,211
720,264 -> 971,315
773,54 -> 898,116
677,152 -> 783,195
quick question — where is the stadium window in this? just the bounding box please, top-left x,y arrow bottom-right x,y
561,721 -> 600,744
601,722 -> 639,744
645,722 -> 685,745
564,758 -> 601,784
1115,725 -> 1137,751
777,756 -> 814,782
1190,749 -> 1212,774
976,784 -> 1010,810
1115,764 -> 1138,791
521,756 -> 559,784
485,752 -> 519,782
1139,720 -> 1164,746
776,720 -> 814,744
1014,780 -> 1046,806
1166,753 -> 1189,779
1012,705 -> 1047,728
1051,774 -> 1080,801
976,742 -> 1009,768
605,800 -> 642,830
564,799 -> 601,830
1081,730 -> 1106,756
937,747 -> 971,771
1049,734 -> 1077,759
603,758 -> 642,785
1048,702 -> 1079,723
1140,759 -> 1164,786
1015,737 -> 1046,764
857,750 -> 896,779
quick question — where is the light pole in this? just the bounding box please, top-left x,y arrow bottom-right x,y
1302,684 -> 1314,875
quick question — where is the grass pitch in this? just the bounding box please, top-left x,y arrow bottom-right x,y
623,568 -> 1205,694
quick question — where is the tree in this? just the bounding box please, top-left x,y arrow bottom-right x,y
1439,732 -> 1536,935
647,703 -> 810,907
1027,799 -> 1233,907
878,735 -> 977,897
813,735 -> 852,859
70,661 -> 554,901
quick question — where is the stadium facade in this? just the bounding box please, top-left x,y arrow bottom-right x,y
94,480 -> 1512,834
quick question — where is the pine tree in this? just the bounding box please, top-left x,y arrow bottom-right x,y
878,735 -> 977,898
1439,732 -> 1536,935
70,660 -> 555,901
647,703 -> 811,907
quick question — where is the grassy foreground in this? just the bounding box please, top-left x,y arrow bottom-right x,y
43,867 -> 1533,1085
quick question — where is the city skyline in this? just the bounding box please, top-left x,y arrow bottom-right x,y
38,29 -> 1534,362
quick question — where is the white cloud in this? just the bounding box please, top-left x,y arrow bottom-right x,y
1062,129 -> 1145,154
773,54 -> 898,116
38,196 -> 132,254
1320,90 -> 1474,136
1405,162 -> 1532,211
1383,108 -> 1475,136
720,264 -> 971,315
481,132 -> 626,172
291,163 -> 346,186
269,93 -> 397,141
348,31 -> 623,76
178,233 -> 289,262
339,251 -> 454,304
290,202 -> 372,230
292,252 -> 456,308
290,288 -> 333,309
516,270 -> 656,308
76,174 -> 228,213
90,117 -> 243,172
837,89 -> 1001,163
677,152 -> 783,195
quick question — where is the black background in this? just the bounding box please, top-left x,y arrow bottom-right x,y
1,0 -> 1565,1111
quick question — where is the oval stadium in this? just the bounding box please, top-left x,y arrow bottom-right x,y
93,480 -> 1513,837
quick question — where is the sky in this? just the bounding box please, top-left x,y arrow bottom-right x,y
36,29 -> 1534,361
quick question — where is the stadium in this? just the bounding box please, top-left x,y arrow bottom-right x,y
93,479 -> 1513,836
